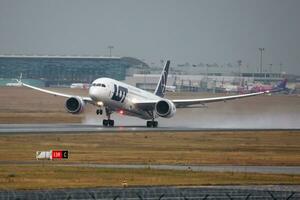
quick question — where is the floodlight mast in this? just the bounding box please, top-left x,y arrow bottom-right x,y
108,46 -> 114,57
259,48 -> 265,73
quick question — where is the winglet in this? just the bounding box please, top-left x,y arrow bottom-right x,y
154,60 -> 170,97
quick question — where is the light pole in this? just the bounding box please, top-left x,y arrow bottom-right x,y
237,60 -> 242,77
259,48 -> 265,73
108,46 -> 114,57
279,62 -> 283,73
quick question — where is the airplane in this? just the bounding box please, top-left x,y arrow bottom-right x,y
70,83 -> 90,89
250,79 -> 288,93
6,82 -> 22,87
19,60 -> 271,128
221,79 -> 287,94
166,85 -> 176,92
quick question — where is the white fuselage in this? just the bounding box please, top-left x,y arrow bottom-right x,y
89,78 -> 162,119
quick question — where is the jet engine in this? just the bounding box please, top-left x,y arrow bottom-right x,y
155,99 -> 176,118
65,97 -> 85,114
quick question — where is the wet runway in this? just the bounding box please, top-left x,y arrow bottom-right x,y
1,186 -> 299,199
0,161 -> 299,175
59,163 -> 300,175
0,123 -> 299,133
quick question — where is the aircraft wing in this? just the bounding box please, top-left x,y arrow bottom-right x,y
21,82 -> 93,103
172,91 -> 269,108
134,90 -> 269,110
133,101 -> 156,110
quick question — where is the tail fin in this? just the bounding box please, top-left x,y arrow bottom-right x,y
154,60 -> 170,97
274,78 -> 287,90
15,73 -> 23,84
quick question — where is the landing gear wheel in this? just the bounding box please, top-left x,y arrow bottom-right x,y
103,119 -> 108,126
147,121 -> 152,127
102,108 -> 114,127
108,120 -> 114,127
103,119 -> 114,127
96,109 -> 103,115
146,121 -> 158,128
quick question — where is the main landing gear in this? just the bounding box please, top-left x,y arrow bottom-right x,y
103,119 -> 114,127
146,120 -> 158,128
96,108 -> 114,127
146,111 -> 158,128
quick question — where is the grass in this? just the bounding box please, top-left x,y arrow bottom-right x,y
0,131 -> 300,166
1,164 -> 300,190
1,87 -> 299,189
1,131 -> 299,189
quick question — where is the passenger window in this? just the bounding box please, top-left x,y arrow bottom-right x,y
102,84 -> 106,87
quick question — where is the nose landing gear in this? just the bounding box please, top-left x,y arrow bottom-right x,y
96,109 -> 103,115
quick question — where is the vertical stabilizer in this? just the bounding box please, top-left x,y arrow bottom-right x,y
274,78 -> 287,90
154,60 -> 170,97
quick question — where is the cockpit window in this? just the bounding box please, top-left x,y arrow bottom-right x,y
92,83 -> 106,87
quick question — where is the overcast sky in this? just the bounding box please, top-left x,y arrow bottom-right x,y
0,0 -> 299,74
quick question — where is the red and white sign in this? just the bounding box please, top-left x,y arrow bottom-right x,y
51,150 -> 68,160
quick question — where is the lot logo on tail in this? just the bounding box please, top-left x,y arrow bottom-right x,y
155,60 -> 170,97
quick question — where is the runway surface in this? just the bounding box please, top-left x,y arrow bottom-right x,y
1,186 -> 299,199
0,123 -> 299,133
59,163 -> 300,175
0,161 -> 299,175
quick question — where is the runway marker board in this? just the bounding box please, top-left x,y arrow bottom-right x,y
36,150 -> 68,160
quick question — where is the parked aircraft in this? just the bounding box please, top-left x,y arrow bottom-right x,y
221,79 -> 287,94
19,60 -> 270,127
250,79 -> 287,93
70,83 -> 90,89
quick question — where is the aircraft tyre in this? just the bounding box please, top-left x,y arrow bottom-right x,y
146,121 -> 158,128
108,120 -> 114,127
146,121 -> 151,127
103,119 -> 108,126
103,119 -> 114,127
96,109 -> 103,115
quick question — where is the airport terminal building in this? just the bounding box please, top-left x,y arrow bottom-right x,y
0,55 -> 148,86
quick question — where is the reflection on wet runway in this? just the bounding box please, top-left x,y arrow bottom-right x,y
0,123 -> 299,133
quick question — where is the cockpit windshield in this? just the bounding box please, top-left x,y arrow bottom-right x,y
92,83 -> 106,87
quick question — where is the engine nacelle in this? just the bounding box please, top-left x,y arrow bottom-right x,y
155,99 -> 176,118
65,97 -> 85,114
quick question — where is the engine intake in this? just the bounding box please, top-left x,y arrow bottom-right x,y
155,99 -> 176,118
65,97 -> 85,114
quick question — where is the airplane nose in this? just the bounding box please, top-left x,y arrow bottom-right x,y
89,87 -> 99,101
